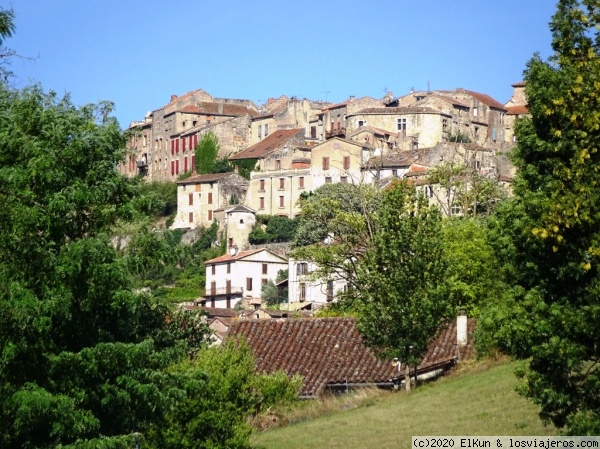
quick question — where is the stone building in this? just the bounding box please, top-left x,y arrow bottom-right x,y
310,137 -> 367,189
171,172 -> 248,230
230,128 -> 310,218
120,89 -> 260,182
503,81 -> 529,144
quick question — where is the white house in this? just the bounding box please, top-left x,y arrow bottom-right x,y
204,248 -> 288,309
287,258 -> 348,308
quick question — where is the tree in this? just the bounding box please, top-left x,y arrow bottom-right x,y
291,183 -> 380,292
480,0 -> 600,434
0,84 -> 212,448
195,131 -> 221,174
353,181 -> 450,390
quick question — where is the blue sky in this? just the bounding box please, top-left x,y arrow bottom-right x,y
9,1 -> 557,129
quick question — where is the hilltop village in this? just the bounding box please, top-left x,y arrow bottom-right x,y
118,83 -> 527,314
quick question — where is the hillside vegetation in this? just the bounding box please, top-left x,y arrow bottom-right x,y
251,361 -> 557,449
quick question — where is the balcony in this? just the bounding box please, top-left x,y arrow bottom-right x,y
207,286 -> 244,297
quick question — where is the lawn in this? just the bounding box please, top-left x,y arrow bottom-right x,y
251,360 -> 557,449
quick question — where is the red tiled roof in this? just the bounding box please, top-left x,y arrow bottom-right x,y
177,172 -> 246,185
464,90 -> 507,111
229,128 -> 305,160
352,106 -> 450,116
228,317 -> 475,397
506,105 -> 529,115
204,248 -> 265,265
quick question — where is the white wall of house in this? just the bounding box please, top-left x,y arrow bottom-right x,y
205,249 -> 288,308
287,258 -> 348,305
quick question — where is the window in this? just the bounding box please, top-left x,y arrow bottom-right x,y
340,176 -> 348,184
258,124 -> 262,139
264,124 -> 269,136
275,159 -> 281,170
208,210 -> 213,221
358,120 -> 365,127
492,127 -> 497,142
246,277 -> 253,291
279,178 -> 285,189
188,192 -> 193,205
208,192 -> 213,204
279,196 -> 284,208
343,156 -> 350,170
472,160 -> 481,170
473,107 -> 478,117
175,159 -> 179,174
211,281 -> 216,295
262,263 -> 268,275
300,283 -> 306,302
397,118 -> 407,132
392,169 -> 398,177
189,212 -> 193,222
210,297 -> 215,308
182,138 -> 186,151
171,161 -> 175,176
262,278 -> 268,285
442,118 -> 448,132
310,126 -> 317,138
327,280 -> 334,302
226,280 -> 231,294
325,177 -> 332,184
259,179 -> 265,191
227,262 -> 231,274
330,122 -> 334,132
260,197 -> 265,209
226,296 -> 231,309
228,238 -> 233,248
425,185 -> 434,198
322,157 -> 329,170
176,139 -> 179,153
297,262 -> 308,275
299,176 -> 305,188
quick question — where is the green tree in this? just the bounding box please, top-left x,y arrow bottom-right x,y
353,181 -> 450,390
0,84 -> 213,448
480,0 -> 600,434
144,340 -> 300,449
0,7 -> 16,82
195,131 -> 220,174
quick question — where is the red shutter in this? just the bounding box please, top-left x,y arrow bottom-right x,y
171,140 -> 174,155
176,139 -> 179,153
171,161 -> 175,175
182,138 -> 186,152
193,134 -> 198,148
191,155 -> 195,170
176,159 -> 179,174
189,135 -> 193,149
184,156 -> 188,173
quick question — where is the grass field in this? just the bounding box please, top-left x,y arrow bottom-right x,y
251,360 -> 558,449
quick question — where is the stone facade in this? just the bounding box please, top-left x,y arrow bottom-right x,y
171,172 -> 248,230
503,81 -> 529,144
310,137 -> 367,189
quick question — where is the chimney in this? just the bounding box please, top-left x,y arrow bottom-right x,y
218,102 -> 224,114
170,94 -> 178,102
457,310 -> 468,346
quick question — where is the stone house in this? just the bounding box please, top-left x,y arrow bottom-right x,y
230,128 -> 310,218
250,96 -> 328,145
213,205 -> 257,251
203,248 -> 288,309
503,81 -> 529,144
120,115 -> 152,178
346,106 -> 453,151
122,89 -> 260,182
315,96 -> 383,141
171,172 -> 249,230
310,137 -> 367,189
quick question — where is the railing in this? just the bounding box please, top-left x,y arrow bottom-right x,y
208,286 -> 244,296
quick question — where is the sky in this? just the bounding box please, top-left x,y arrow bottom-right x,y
8,1 -> 557,129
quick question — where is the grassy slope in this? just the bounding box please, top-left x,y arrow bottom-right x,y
251,361 -> 557,449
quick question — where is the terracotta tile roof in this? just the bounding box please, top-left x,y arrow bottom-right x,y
364,148 -> 432,168
202,307 -> 241,318
512,81 -> 526,87
322,101 -> 348,112
347,125 -> 398,139
463,90 -> 507,111
352,106 -> 450,116
177,172 -> 246,185
204,248 -> 265,265
506,105 -> 529,115
229,128 -> 305,160
228,317 -> 475,397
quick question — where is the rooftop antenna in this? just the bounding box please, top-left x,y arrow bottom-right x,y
323,91 -> 331,102
427,80 -> 430,92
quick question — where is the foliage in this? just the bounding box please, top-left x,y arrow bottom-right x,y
234,158 -> 258,180
441,217 -> 507,317
130,181 -> 178,220
477,0 -> 600,434
0,83 -> 213,448
446,131 -> 472,143
144,340 -> 301,449
249,215 -> 299,244
194,131 -> 220,174
291,183 -> 380,294
261,280 -> 280,306
0,7 -> 16,82
353,181 -> 451,369
427,160 -> 507,218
